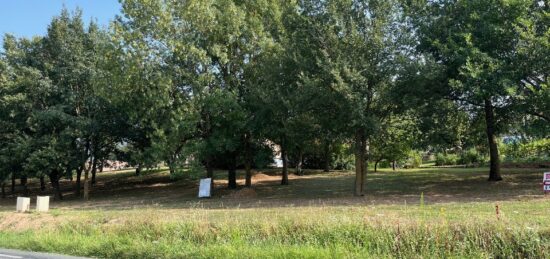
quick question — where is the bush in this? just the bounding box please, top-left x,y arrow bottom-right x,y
435,153 -> 446,166
459,148 -> 485,165
332,144 -> 355,170
501,138 -> 550,163
435,153 -> 459,166
404,151 -> 423,168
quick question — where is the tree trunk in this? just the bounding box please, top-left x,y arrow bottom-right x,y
49,170 -> 63,200
392,161 -> 396,171
1,182 -> 5,198
244,136 -> 252,187
205,156 -> 214,191
484,98 -> 502,181
374,159 -> 380,173
91,157 -> 98,186
244,161 -> 252,187
11,173 -> 15,194
206,157 -> 214,178
75,167 -> 82,197
167,154 -> 177,176
83,163 -> 91,201
228,153 -> 237,189
281,144 -> 289,185
135,164 -> 142,176
20,176 -> 28,195
20,176 -> 27,186
168,161 -> 176,175
40,176 -> 46,191
354,130 -> 366,196
323,141 -> 330,172
296,148 -> 303,176
99,160 -> 104,172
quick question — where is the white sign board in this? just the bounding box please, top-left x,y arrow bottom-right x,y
36,196 -> 50,212
198,178 -> 212,198
16,197 -> 30,212
544,172 -> 550,193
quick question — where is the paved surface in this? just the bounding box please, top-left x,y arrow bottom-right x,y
0,249 -> 89,259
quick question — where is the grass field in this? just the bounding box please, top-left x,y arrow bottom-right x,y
1,167 -> 549,258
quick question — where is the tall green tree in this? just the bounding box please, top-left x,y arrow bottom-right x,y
117,0 -> 283,189
292,0 -> 406,195
409,0 -> 548,181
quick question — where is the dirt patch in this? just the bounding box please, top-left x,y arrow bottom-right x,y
222,188 -> 258,199
253,173 -> 278,181
0,213 -> 58,232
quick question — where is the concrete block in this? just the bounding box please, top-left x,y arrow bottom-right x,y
16,197 -> 30,212
36,196 -> 50,212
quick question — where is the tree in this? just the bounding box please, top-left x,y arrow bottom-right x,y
369,114 -> 418,172
117,0 -> 284,189
289,0 -> 406,195
409,0 -> 547,181
0,9 -> 114,200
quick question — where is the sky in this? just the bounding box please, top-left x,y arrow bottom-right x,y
0,0 -> 121,46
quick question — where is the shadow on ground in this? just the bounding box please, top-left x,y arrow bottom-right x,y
1,167 -> 548,211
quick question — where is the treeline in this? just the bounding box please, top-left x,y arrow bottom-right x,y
0,0 -> 548,199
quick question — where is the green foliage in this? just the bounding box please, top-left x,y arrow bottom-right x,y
405,151 -> 423,169
332,144 -> 355,171
435,153 -> 459,166
0,9 -> 114,198
0,0 -> 548,196
406,0 -> 549,179
251,143 -> 275,170
459,148 -> 486,165
502,138 -> 550,163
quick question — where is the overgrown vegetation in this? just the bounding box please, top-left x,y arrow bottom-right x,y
1,200 -> 549,258
502,138 -> 550,163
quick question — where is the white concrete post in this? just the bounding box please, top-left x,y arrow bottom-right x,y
36,196 -> 50,212
16,197 -> 30,212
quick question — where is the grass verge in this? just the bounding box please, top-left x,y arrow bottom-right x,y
1,199 -> 549,258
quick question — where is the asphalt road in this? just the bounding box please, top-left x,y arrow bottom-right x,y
0,249 -> 88,259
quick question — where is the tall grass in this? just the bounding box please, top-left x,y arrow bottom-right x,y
1,201 -> 549,258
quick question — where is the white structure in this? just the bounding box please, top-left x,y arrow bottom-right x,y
16,197 -> 30,212
198,178 -> 212,198
36,196 -> 50,212
544,172 -> 550,193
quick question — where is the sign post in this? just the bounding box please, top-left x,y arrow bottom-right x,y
543,172 -> 550,194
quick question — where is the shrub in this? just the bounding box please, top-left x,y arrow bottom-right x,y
332,144 -> 355,170
459,148 -> 485,165
332,151 -> 355,170
404,151 -> 423,168
435,153 -> 459,166
435,153 -> 446,166
501,138 -> 550,163
445,154 -> 459,165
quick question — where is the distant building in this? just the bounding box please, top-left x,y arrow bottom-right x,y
102,160 -> 129,171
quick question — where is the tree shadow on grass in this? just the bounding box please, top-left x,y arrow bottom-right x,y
0,167 -> 548,211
